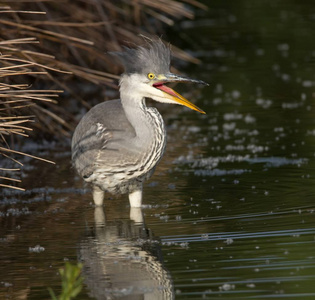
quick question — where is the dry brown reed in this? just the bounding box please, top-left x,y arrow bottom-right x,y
1,1 -> 206,94
0,34 -> 62,189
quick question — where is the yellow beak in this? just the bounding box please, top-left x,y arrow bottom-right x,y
153,73 -> 207,114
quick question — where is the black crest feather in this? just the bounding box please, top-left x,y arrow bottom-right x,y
112,39 -> 171,75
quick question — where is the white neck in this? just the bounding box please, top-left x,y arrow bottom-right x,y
119,75 -> 166,158
120,89 -> 155,150
119,77 -> 167,175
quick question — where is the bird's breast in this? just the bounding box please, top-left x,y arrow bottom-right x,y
80,103 -> 167,194
138,107 -> 166,172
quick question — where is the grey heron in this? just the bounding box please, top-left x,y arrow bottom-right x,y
72,40 -> 207,208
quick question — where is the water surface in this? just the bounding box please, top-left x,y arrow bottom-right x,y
1,1 -> 315,299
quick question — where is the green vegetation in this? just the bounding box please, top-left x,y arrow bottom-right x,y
48,262 -> 84,300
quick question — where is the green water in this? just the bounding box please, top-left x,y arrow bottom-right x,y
1,1 -> 315,299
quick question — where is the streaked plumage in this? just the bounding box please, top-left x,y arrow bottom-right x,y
72,39 -> 207,207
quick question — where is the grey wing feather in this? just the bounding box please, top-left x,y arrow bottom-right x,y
71,99 -> 135,178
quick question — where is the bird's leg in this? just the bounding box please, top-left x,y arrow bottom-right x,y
94,206 -> 106,226
129,207 -> 144,224
93,185 -> 105,206
128,188 -> 142,208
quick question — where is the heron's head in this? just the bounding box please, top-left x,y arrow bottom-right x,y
112,39 -> 207,114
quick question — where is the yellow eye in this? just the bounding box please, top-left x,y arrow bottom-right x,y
147,73 -> 155,80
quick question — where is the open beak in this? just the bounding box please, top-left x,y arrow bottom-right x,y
152,73 -> 208,114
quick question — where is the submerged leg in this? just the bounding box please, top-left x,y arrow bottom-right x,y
129,207 -> 144,224
128,188 -> 142,208
93,185 -> 105,206
94,206 -> 106,226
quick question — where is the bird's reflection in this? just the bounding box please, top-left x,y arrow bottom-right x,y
79,206 -> 174,299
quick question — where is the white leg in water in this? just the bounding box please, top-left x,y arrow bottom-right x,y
94,206 -> 106,226
93,186 -> 105,206
130,207 -> 144,224
128,189 -> 142,208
